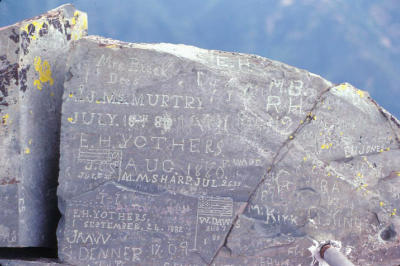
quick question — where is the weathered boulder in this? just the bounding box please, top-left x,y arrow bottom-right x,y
0,4 -> 87,247
57,36 -> 400,265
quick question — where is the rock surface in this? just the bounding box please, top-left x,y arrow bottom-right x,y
57,36 -> 400,265
0,4 -> 87,247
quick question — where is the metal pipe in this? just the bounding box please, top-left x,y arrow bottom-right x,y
320,244 -> 355,266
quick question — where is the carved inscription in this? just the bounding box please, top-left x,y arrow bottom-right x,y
60,183 -> 233,265
58,38 -> 332,264
57,38 -> 400,265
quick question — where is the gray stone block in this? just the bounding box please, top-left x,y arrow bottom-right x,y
57,36 -> 400,265
0,4 -> 87,247
215,84 -> 400,266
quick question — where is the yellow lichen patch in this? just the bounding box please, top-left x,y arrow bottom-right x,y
289,135 -> 294,139
69,93 -> 74,98
396,172 -> 400,176
2,113 -> 9,125
339,131 -> 343,136
21,20 -> 46,41
300,120 -> 304,124
357,172 -> 363,178
336,84 -> 349,91
67,117 -> 74,123
380,201 -> 385,207
321,143 -> 333,149
28,139 -> 32,145
357,183 -> 368,191
356,89 -> 365,98
303,156 -> 307,162
71,11 -> 78,25
392,208 -> 397,216
386,148 -> 390,151
105,44 -> 118,49
95,100 -> 101,104
33,57 -> 54,90
379,149 -> 384,153
70,11 -> 88,40
50,92 -> 54,97
24,148 -> 30,154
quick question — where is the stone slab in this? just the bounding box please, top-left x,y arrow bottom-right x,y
57,36 -> 400,265
215,83 -> 400,266
0,4 -> 87,247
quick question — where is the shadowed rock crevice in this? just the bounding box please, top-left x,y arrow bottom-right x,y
0,248 -> 58,259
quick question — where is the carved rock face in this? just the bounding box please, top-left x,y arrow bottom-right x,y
57,36 -> 400,265
0,4 -> 87,247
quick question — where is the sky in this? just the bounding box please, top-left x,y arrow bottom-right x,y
1,0 -> 399,119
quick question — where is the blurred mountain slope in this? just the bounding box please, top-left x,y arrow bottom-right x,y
1,0 -> 399,118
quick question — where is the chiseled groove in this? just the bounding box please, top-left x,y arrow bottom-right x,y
331,147 -> 400,163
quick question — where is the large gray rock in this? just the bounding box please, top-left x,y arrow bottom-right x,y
0,4 -> 87,247
57,36 -> 400,265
